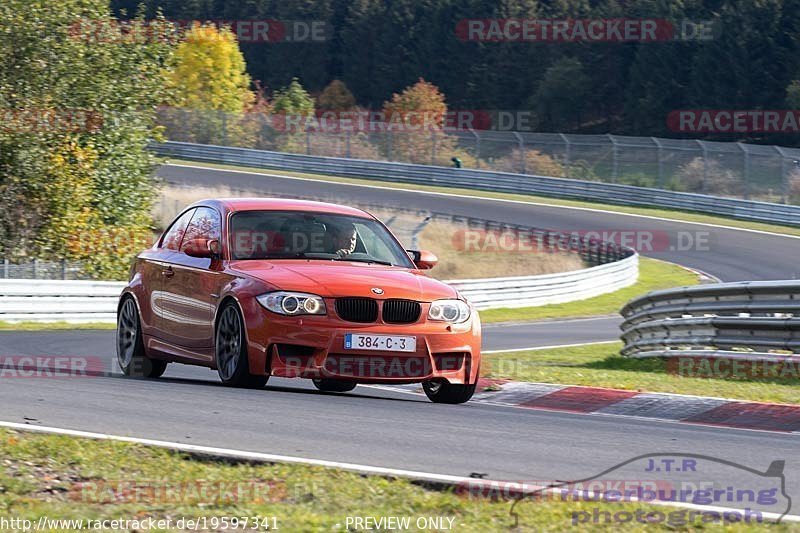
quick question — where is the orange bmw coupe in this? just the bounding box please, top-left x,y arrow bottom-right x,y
117,198 -> 481,403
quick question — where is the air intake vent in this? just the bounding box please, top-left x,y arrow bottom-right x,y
336,297 -> 378,323
383,299 -> 421,324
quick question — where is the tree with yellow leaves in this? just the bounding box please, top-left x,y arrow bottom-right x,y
170,23 -> 253,112
164,23 -> 255,145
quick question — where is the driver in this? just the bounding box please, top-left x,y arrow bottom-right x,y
333,223 -> 358,258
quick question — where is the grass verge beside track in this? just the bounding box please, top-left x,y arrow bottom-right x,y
162,159 -> 800,238
0,322 -> 115,331
0,428 -> 786,531
483,342 -> 800,404
478,257 -> 700,324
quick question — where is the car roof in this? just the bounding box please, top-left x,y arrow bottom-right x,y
188,198 -> 375,218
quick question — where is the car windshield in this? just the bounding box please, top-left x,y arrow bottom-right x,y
229,210 -> 415,268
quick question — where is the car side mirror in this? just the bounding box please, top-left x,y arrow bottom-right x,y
407,249 -> 438,270
184,238 -> 220,259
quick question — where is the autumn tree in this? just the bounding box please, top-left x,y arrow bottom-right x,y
381,78 -> 457,165
317,80 -> 356,110
0,0 -> 173,279
163,23 -> 254,145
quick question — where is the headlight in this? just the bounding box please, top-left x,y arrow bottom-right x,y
428,299 -> 470,323
256,292 -> 327,316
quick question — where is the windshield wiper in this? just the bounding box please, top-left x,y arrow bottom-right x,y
334,257 -> 394,266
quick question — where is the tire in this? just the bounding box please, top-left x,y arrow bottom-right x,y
215,302 -> 268,389
312,378 -> 357,393
117,296 -> 167,378
422,380 -> 475,404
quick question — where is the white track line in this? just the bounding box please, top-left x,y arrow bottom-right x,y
483,340 -> 619,354
1,420 -> 796,523
166,163 -> 800,241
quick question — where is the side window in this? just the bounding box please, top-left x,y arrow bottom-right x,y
180,207 -> 221,253
161,209 -> 196,251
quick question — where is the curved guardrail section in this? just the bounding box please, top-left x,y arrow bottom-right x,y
152,141 -> 800,226
450,254 -> 637,310
620,281 -> 800,361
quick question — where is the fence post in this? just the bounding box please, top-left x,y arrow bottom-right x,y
775,146 -> 789,204
471,129 -> 481,168
32,258 -> 38,279
61,258 -> 67,280
387,130 -> 393,161
513,132 -> 525,174
738,142 -> 750,200
431,131 -> 437,165
608,134 -> 619,183
2,258 -> 7,279
652,137 -> 664,186
697,140 -> 708,193
411,216 -> 432,249
306,130 -> 311,155
345,130 -> 351,159
559,133 -> 571,178
221,111 -> 228,146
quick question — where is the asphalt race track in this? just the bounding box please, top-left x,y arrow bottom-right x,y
2,163 -> 800,516
1,329 -> 798,517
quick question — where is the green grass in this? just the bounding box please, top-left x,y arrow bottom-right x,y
0,321 -> 115,331
163,158 -> 800,238
478,258 -> 700,324
0,428 -> 792,531
484,342 -> 800,404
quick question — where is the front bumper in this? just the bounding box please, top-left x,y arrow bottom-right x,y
242,299 -> 481,384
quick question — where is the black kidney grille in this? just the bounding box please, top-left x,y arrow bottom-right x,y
336,297 -> 378,323
383,299 -> 422,324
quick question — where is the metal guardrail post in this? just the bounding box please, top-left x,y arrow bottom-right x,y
32,258 -> 38,279
345,130 -> 351,159
61,259 -> 67,280
2,259 -> 7,279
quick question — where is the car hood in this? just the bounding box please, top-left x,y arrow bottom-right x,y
230,260 -> 458,301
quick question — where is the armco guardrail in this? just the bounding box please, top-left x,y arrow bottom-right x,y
0,279 -> 124,323
620,281 -> 800,362
152,141 -> 800,226
450,254 -> 638,310
0,254 -> 638,321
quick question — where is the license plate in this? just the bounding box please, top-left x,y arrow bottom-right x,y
344,334 -> 416,352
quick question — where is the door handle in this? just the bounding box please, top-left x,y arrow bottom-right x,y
161,267 -> 174,278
